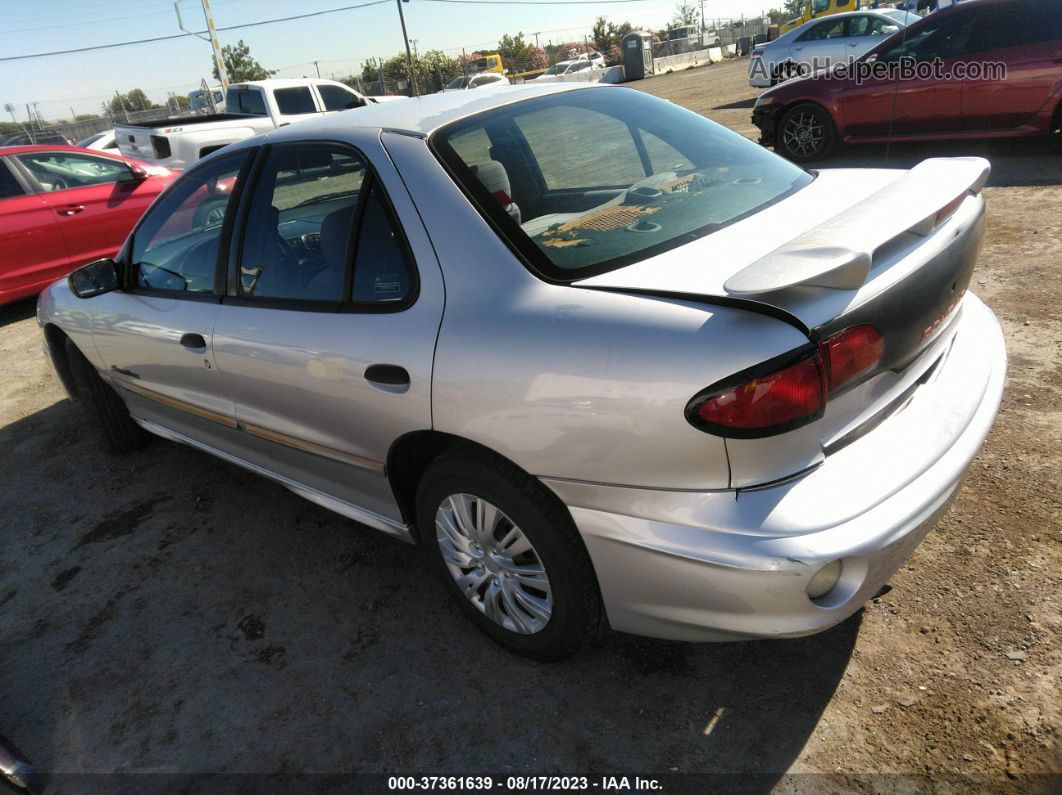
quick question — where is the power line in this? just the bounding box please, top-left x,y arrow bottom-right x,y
0,0 -> 389,63
423,0 -> 651,4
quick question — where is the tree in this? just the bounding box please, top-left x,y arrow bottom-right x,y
360,49 -> 463,94
671,1 -> 699,28
782,0 -> 806,17
107,88 -> 161,116
497,32 -> 540,72
591,17 -> 633,53
213,39 -> 275,83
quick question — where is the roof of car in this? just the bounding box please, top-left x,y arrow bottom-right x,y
279,82 -> 600,138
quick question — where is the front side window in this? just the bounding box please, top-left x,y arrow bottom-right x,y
131,151 -> 250,293
236,144 -> 414,307
878,10 -> 980,61
274,87 -> 317,115
434,89 -> 811,280
318,84 -> 364,111
16,152 -> 131,192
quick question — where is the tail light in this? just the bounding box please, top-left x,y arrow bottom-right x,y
150,135 -> 171,160
686,325 -> 883,438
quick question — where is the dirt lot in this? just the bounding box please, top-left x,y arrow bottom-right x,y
1,58 -> 1058,792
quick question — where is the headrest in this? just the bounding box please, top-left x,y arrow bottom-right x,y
472,160 -> 520,224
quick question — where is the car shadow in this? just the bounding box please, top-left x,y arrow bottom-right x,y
0,297 -> 37,329
815,136 -> 1061,188
0,398 -> 857,787
714,98 -> 758,110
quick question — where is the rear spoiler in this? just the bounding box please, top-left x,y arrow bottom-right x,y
724,157 -> 990,295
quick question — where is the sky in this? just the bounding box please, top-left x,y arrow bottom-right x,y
0,0 -> 766,121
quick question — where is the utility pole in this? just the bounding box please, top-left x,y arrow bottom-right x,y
533,32 -> 540,48
175,0 -> 230,90
411,39 -> 419,59
395,0 -> 417,96
314,60 -> 321,78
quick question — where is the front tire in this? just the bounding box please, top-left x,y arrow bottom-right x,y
415,447 -> 601,661
66,340 -> 150,455
776,102 -> 837,163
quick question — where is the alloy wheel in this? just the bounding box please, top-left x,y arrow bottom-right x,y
434,493 -> 553,634
782,110 -> 825,159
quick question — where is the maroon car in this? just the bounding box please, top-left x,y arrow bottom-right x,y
752,0 -> 1062,162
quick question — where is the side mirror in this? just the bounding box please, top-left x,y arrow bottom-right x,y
69,258 -> 119,299
865,53 -> 879,64
128,163 -> 149,181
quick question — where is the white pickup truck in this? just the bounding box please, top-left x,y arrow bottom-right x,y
115,78 -> 399,169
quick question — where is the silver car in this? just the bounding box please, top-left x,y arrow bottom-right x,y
749,9 -> 916,87
38,85 -> 1005,660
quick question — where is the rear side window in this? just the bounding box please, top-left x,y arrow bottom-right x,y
274,87 -> 317,115
227,88 -> 267,115
318,84 -> 364,111
798,19 -> 846,41
235,144 -> 413,307
131,151 -> 250,293
974,0 -> 1062,50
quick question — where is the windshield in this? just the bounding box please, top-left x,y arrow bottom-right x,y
447,76 -> 471,89
543,63 -> 568,75
433,88 -> 811,280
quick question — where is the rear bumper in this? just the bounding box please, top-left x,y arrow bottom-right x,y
543,294 -> 1006,642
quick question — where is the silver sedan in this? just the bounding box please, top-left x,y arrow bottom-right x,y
749,9 -> 916,87
38,84 -> 1005,659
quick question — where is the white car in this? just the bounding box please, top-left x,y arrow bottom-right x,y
443,73 -> 511,91
75,130 -> 118,152
534,59 -> 599,81
749,9 -> 916,87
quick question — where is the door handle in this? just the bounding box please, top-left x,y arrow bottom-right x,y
364,364 -> 410,387
848,42 -> 860,47
57,205 -> 85,216
180,332 -> 207,350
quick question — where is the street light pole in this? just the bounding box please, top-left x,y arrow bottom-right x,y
395,0 -> 418,96
314,60 -> 321,77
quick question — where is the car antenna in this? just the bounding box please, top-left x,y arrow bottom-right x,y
884,8 -> 914,165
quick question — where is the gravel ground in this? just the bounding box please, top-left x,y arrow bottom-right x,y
0,58 -> 1058,792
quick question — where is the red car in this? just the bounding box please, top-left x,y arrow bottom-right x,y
752,0 -> 1062,162
0,145 -> 177,305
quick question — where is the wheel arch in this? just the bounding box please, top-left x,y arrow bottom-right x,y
386,430 -> 563,541
42,323 -> 80,400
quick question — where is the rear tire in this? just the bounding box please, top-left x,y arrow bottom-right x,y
66,339 -> 150,455
776,102 -> 837,163
415,446 -> 601,661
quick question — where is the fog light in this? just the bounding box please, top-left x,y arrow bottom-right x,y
807,560 -> 843,600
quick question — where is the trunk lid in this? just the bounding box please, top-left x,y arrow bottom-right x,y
576,157 -> 990,485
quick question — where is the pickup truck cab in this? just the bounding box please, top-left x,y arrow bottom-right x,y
115,78 -> 395,170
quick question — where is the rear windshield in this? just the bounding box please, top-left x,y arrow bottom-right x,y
432,88 -> 811,280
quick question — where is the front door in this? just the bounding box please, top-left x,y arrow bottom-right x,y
88,150 -> 253,442
210,141 -> 444,531
839,7 -> 982,138
789,16 -> 849,75
12,150 -> 160,266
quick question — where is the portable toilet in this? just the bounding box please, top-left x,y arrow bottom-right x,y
621,31 -> 654,81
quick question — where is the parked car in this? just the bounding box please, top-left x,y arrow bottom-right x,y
749,9 -> 915,87
443,73 -> 511,90
1,130 -> 72,147
75,130 -> 119,152
188,85 -> 226,114
1,145 -> 175,305
39,84 -> 1005,660
114,78 -> 400,170
752,0 -> 1062,161
533,59 -> 598,80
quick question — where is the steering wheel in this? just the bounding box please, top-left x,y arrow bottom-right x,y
49,177 -> 68,191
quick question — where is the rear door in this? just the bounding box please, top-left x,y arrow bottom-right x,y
960,0 -> 1062,130
0,156 -> 69,301
269,85 -> 323,126
211,140 -> 444,530
87,150 -> 253,440
13,150 -> 160,266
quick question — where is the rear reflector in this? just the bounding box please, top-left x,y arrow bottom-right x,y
687,325 -> 884,438
150,135 -> 171,160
